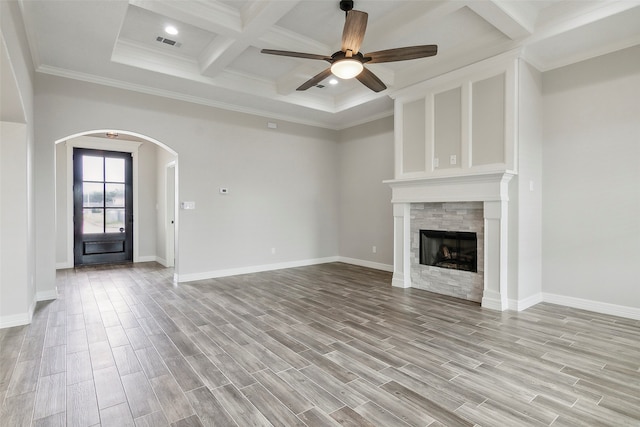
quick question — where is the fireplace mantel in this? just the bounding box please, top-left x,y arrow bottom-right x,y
385,171 -> 515,204
386,171 -> 515,311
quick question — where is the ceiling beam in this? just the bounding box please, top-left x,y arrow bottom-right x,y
199,0 -> 300,78
465,0 -> 534,40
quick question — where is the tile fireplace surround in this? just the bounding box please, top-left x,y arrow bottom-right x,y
410,202 -> 484,302
387,172 -> 514,311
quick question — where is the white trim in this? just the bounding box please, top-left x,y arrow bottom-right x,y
56,262 -> 73,270
177,257 -> 340,283
542,293 -> 640,321
508,292 -> 543,311
136,256 -> 158,263
0,297 -> 36,328
0,312 -> 32,328
337,257 -> 394,272
37,288 -> 58,301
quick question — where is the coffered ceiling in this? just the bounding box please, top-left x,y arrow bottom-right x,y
18,0 -> 640,129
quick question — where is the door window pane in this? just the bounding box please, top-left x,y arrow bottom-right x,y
105,183 -> 125,207
83,182 -> 104,207
83,208 -> 104,234
105,158 -> 125,183
83,156 -> 103,181
105,209 -> 125,233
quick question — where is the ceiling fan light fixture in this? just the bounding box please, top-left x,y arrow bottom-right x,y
331,59 -> 363,79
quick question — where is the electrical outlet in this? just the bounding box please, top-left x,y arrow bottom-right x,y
450,155 -> 457,165
372,246 -> 377,253
271,247 -> 276,255
433,157 -> 439,168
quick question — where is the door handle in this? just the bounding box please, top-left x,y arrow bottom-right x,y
119,227 -> 125,232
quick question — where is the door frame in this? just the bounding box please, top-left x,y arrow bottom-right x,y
64,136 -> 142,267
165,161 -> 176,268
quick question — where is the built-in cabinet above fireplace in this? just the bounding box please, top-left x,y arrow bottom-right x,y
393,50 -> 518,180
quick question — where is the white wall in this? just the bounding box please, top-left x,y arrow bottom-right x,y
0,2 -> 38,328
35,74 -> 340,283
542,45 -> 640,309
515,60 -> 543,302
338,116 -> 394,270
0,122 -> 31,325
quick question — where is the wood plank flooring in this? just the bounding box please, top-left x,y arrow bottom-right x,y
1,262 -> 639,426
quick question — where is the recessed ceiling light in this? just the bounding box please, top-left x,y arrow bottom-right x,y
164,25 -> 178,36
329,78 -> 338,85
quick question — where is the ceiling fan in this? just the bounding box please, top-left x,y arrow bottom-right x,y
261,0 -> 438,93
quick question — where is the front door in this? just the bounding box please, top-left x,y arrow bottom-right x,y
73,148 -> 133,266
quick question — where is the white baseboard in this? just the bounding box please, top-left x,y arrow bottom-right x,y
37,288 -> 58,301
136,255 -> 158,263
56,261 -> 73,270
0,297 -> 35,329
542,292 -> 640,321
0,312 -> 32,329
177,256 -> 340,283
337,257 -> 393,272
509,292 -> 543,311
155,257 -> 170,267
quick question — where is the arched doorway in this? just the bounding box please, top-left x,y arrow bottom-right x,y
54,130 -> 179,277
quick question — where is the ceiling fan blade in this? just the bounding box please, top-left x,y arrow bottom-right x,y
297,68 -> 333,91
365,45 -> 438,63
341,10 -> 368,55
356,67 -> 386,92
261,49 -> 331,62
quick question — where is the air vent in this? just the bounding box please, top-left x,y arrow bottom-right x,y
155,36 -> 182,48
316,84 -> 325,88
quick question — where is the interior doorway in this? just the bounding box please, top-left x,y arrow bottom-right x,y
55,130 -> 178,274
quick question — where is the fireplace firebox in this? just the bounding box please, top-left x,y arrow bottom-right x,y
419,230 -> 478,272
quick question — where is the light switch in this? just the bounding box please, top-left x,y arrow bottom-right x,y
450,155 -> 457,165
181,201 -> 196,210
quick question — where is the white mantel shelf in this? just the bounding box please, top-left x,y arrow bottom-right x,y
385,171 -> 515,204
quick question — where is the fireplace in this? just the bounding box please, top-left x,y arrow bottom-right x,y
420,230 -> 477,272
388,172 -> 515,310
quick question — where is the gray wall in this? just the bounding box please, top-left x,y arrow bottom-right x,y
542,45 -> 640,308
338,116 -> 394,268
35,74 -> 341,284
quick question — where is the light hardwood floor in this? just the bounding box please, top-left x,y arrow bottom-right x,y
1,262 -> 639,426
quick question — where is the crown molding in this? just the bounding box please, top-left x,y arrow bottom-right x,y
35,65 -> 342,129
